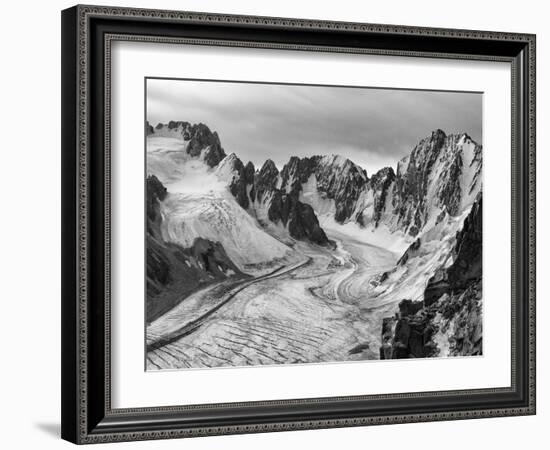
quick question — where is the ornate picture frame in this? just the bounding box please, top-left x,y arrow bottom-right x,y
61,5 -> 536,444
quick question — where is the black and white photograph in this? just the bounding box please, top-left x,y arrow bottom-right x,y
145,79 -> 483,370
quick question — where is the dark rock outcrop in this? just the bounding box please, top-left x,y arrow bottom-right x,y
379,299 -> 438,359
246,154 -> 368,244
318,156 -> 368,223
380,193 -> 483,359
223,155 -> 249,209
388,130 -> 479,236
251,159 -> 279,202
147,235 -> 245,323
152,121 -> 227,167
146,175 -> 167,223
187,123 -> 226,166
275,155 -> 368,223
279,156 -> 311,194
168,120 -> 188,130
146,121 -> 154,136
469,143 -> 483,195
396,238 -> 421,266
424,193 -> 482,306
392,130 -> 447,236
250,159 -> 331,246
188,237 -> 242,279
267,192 -> 329,245
369,167 -> 395,225
214,157 -> 331,246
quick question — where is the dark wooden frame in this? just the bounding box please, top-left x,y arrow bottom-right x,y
61,4 -> 536,444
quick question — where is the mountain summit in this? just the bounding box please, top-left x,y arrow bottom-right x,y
148,122 -> 482,251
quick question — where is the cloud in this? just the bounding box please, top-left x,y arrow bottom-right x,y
147,78 -> 482,176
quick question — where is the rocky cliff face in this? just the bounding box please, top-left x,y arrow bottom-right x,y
380,193 -> 483,359
227,129 -> 482,245
276,155 -> 369,223
393,130 -> 462,234
256,158 -> 332,245
354,130 -> 482,238
424,193 -> 482,306
368,166 -> 396,226
217,153 -> 369,245
219,156 -> 331,245
246,130 -> 480,246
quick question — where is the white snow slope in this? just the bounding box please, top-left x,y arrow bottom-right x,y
147,136 -> 295,273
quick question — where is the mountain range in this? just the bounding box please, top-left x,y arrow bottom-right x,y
145,120 -> 483,360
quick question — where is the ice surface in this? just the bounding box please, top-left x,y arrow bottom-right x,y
160,191 -> 295,271
147,228 -> 400,369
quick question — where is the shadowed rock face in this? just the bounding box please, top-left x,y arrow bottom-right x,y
392,129 -> 448,236
243,154 -> 369,245
243,161 -> 255,184
380,299 -> 436,359
279,156 -> 319,194
380,194 -> 483,359
267,191 -> 329,245
188,238 -> 242,278
146,175 -> 167,224
187,124 -> 226,167
316,157 -> 368,223
388,130 -> 481,237
251,159 -> 279,202
278,155 -> 368,223
396,238 -> 421,266
424,193 -> 482,306
225,157 -> 249,209
369,166 -> 396,226
254,159 -> 331,245
218,157 -> 330,246
151,121 -> 227,167
146,175 -> 172,298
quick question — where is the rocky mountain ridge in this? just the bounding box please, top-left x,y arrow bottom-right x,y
380,193 -> 482,359
149,121 -> 227,167
149,122 -> 482,251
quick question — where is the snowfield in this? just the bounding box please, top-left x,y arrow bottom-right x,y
159,192 -> 295,272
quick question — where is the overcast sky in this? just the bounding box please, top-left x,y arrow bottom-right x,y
147,78 -> 482,176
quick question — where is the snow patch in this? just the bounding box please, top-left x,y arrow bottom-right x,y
298,174 -> 336,216
160,190 -> 294,272
320,214 -> 410,255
